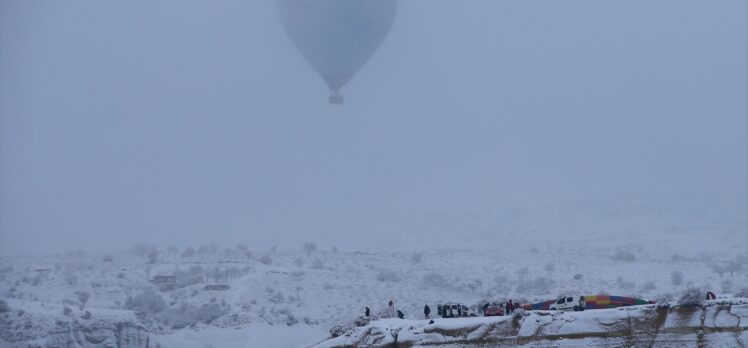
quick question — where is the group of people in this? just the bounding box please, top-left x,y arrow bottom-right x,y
483,299 -> 518,315
366,299 -> 522,321
365,300 -> 406,320
363,300 -> 432,321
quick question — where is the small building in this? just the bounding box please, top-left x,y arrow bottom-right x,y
151,275 -> 176,291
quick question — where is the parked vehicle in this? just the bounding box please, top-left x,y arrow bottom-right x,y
483,303 -> 504,317
438,303 -> 477,318
549,295 -> 586,311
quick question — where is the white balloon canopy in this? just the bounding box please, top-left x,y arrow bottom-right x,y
278,0 -> 398,104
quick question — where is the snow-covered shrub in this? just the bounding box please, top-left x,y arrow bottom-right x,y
457,278 -> 483,293
198,244 -> 219,255
303,242 -> 317,256
490,275 -> 511,295
259,255 -> 273,265
676,287 -> 704,307
269,291 -> 285,304
653,293 -> 674,307
724,260 -> 745,278
156,303 -> 227,329
410,253 -> 423,264
181,247 -> 196,258
698,252 -> 714,263
277,308 -> 298,326
710,259 -> 745,279
721,279 -> 733,293
573,273 -> 584,281
735,287 -> 748,297
641,281 -> 656,292
709,263 -> 727,278
132,243 -> 156,258
516,266 -> 529,277
515,276 -> 554,295
30,274 -> 44,286
671,271 -> 684,286
615,276 -> 635,291
147,251 -> 160,265
311,258 -> 324,269
290,271 -> 305,281
65,274 -> 78,286
293,257 -> 304,267
329,324 -> 353,338
610,249 -> 636,262
376,269 -> 401,282
207,266 -> 241,282
125,290 -> 167,315
670,253 -> 686,262
75,291 -> 90,305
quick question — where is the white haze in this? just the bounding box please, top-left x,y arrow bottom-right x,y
1,0 -> 746,256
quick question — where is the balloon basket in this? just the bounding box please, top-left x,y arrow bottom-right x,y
328,91 -> 344,105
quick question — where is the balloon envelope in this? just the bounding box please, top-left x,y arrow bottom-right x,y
278,0 -> 397,102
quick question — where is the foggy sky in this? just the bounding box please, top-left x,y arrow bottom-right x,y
1,0 -> 746,256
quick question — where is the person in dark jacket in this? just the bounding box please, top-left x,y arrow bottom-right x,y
365,306 -> 370,317
508,300 -> 515,314
424,304 -> 431,319
505,302 -> 510,315
397,310 -> 405,319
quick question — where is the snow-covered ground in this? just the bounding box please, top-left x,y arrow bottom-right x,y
1,199 -> 746,347
315,299 -> 748,347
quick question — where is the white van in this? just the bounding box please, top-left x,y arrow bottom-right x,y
549,295 -> 586,311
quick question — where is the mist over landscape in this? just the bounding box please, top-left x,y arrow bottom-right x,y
1,1 -> 746,347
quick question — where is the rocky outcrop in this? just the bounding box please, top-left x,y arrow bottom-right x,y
0,299 -> 152,348
1,322 -> 151,348
313,300 -> 748,348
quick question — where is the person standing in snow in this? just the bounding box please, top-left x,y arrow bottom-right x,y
388,300 -> 395,318
505,301 -> 510,315
397,310 -> 405,319
365,306 -> 370,317
508,300 -> 515,314
424,304 -> 431,319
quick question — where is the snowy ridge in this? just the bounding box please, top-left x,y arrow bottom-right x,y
0,198 -> 745,347
313,300 -> 748,348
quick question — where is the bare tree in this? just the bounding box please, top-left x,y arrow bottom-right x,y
303,242 -> 318,256
671,271 -> 684,286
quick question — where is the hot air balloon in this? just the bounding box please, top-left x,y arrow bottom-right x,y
277,0 -> 397,104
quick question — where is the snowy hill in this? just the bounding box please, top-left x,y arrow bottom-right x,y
0,199 -> 746,347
